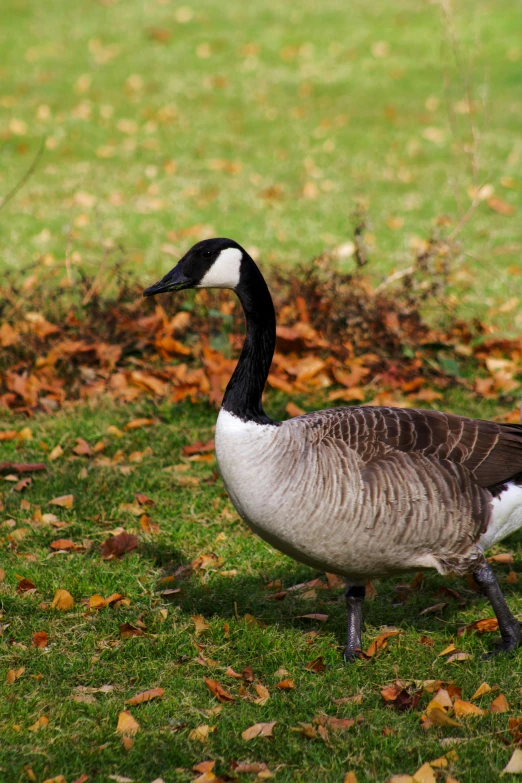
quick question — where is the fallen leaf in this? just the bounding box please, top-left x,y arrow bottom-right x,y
135,492 -> 155,506
101,531 -> 138,559
49,445 -> 64,461
50,539 -> 75,551
189,724 -> 215,742
253,683 -> 270,705
182,439 -> 215,456
459,617 -> 499,636
488,553 -> 514,564
304,656 -> 326,673
446,652 -> 472,663
488,196 -> 515,216
204,677 -> 235,703
49,494 -> 74,508
276,679 -> 295,690
471,682 -> 492,701
343,774 -> 358,783
453,699 -> 485,717
124,418 -> 156,430
438,644 -> 457,657
32,631 -> 49,648
504,748 -> 522,774
365,629 -> 402,657
426,700 -> 460,727
241,721 -> 277,741
28,715 -> 49,732
17,577 -> 36,593
192,615 -> 210,635
412,762 -> 436,783
51,589 -> 74,610
298,613 -> 329,622
73,438 -> 93,457
506,571 -> 518,584
125,687 -> 164,705
491,694 -> 510,713
116,711 -> 140,735
419,602 -> 447,615
6,667 -> 25,683
119,623 -> 144,639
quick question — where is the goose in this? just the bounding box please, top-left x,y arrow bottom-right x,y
144,237 -> 522,660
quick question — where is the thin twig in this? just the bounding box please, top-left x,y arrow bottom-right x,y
0,138 -> 46,213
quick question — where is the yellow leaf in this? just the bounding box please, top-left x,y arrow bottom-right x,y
116,710 -> 140,736
6,667 -> 25,684
412,762 -> 436,783
471,682 -> 491,701
437,643 -> 457,657
49,494 -> 74,509
343,773 -> 358,783
51,589 -> 74,611
426,700 -> 460,727
28,715 -> 49,732
125,687 -> 164,706
253,683 -> 270,705
49,445 -> 64,461
189,724 -> 215,742
453,699 -> 485,717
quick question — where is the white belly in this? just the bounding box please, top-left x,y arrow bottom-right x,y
214,409 -> 440,579
480,482 -> 522,550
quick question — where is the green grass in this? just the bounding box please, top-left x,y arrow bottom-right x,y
1,0 -> 522,325
2,393 -> 522,783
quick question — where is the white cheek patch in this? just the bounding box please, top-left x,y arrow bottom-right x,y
197,247 -> 242,289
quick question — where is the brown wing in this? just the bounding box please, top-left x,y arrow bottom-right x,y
301,406 -> 522,489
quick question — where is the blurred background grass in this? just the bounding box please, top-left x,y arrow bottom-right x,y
1,0 -> 521,318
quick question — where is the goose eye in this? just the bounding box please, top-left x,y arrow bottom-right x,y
202,249 -> 212,258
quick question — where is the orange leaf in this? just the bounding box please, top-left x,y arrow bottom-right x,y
119,622 -> 144,639
276,679 -> 295,690
491,694 -> 510,713
487,196 -> 515,216
304,656 -> 326,673
49,494 -> 74,509
28,715 -> 49,732
116,710 -> 140,735
365,629 -> 402,657
453,699 -> 485,717
51,589 -> 74,610
125,687 -> 164,705
32,631 -> 48,648
204,677 -> 235,703
124,417 -> 156,430
471,682 -> 492,701
6,667 -> 25,683
50,539 -> 75,551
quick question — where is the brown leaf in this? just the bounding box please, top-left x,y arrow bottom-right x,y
125,687 -> 164,705
17,577 -> 36,593
419,602 -> 447,615
491,694 -> 510,713
73,438 -> 93,457
191,615 -> 210,636
51,589 -> 74,610
446,652 -> 472,663
276,679 -> 295,690
50,539 -> 75,551
101,531 -> 138,559
506,571 -> 518,584
242,665 -> 255,682
241,721 -> 276,741
458,617 -> 498,636
304,656 -> 326,673
119,622 -> 145,639
135,492 -> 155,506
6,666 -> 25,683
189,724 -> 215,742
204,677 -> 235,703
182,439 -> 215,456
32,631 -> 49,648
49,494 -> 74,508
116,710 -> 140,735
343,774 -> 358,783
365,629 -> 402,657
253,683 -> 270,705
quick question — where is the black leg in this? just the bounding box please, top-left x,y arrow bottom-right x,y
473,562 -> 521,658
344,584 -> 365,662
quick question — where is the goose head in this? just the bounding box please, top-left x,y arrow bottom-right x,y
143,237 -> 245,296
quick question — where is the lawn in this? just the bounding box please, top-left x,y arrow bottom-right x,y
2,1 -> 522,782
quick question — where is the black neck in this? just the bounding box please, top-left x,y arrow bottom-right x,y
221,258 -> 278,424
